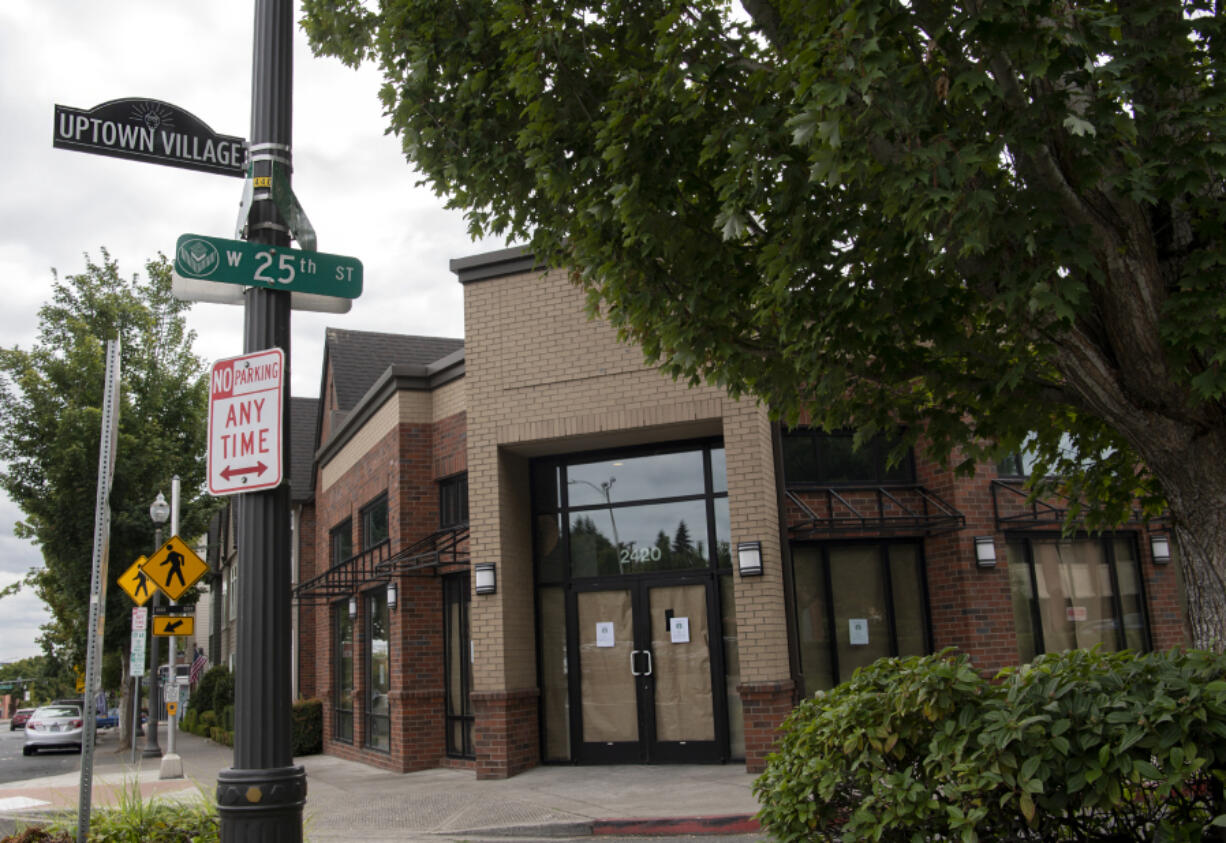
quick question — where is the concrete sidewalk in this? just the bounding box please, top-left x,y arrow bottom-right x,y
0,725 -> 764,841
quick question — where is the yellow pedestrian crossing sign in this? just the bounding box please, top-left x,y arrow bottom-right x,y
117,557 -> 155,606
140,535 -> 208,601
152,615 -> 194,637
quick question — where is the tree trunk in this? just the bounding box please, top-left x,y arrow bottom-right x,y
1133,425 -> 1226,651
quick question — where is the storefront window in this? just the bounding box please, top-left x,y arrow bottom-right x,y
782,428 -> 913,486
334,604 -> 354,744
443,573 -> 473,758
362,494 -> 389,550
791,542 -> 931,695
366,590 -> 390,751
1008,535 -> 1148,661
533,443 -> 730,581
330,519 -> 352,568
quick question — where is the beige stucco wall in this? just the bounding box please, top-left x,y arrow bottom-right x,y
463,266 -> 789,692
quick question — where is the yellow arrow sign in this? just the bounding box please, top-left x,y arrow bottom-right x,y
117,557 -> 156,606
140,535 -> 208,601
152,615 -> 194,637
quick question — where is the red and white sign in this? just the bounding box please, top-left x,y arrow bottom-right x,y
207,348 -> 284,496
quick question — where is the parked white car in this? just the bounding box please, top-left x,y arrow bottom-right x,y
23,703 -> 83,755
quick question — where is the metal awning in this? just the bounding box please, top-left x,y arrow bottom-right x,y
785,485 -> 965,539
293,525 -> 470,605
990,480 -> 1157,531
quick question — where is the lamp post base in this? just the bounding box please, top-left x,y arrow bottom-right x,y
217,765 -> 306,843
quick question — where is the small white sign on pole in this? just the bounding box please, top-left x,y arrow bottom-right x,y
207,348 -> 284,496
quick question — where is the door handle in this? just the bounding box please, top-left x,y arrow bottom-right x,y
630,649 -> 643,676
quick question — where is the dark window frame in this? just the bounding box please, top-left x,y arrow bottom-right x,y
781,427 -> 915,487
361,493 -> 390,551
329,519 -> 353,569
364,588 -> 391,753
530,438 -> 730,585
333,601 -> 354,745
789,538 -> 934,694
1007,532 -> 1152,660
443,572 -> 474,758
439,473 -> 469,529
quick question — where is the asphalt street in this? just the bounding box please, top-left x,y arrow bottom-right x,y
0,723 -> 145,786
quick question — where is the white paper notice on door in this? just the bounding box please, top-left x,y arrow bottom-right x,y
848,618 -> 869,646
596,622 -> 615,648
670,617 -> 691,643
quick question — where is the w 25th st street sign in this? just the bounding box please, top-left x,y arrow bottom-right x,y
208,348 -> 284,496
174,233 -> 362,299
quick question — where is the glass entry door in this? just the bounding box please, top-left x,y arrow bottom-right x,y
573,575 -> 722,763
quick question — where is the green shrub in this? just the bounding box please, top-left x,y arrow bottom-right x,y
754,649 -> 1226,842
187,666 -> 229,716
222,704 -> 234,732
181,708 -> 197,732
292,698 -> 323,756
210,669 -> 234,715
200,710 -> 217,729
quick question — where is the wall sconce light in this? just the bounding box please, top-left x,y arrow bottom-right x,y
1150,533 -> 1171,565
737,541 -> 763,577
387,581 -> 398,609
974,536 -> 997,568
474,563 -> 497,595
348,596 -> 357,619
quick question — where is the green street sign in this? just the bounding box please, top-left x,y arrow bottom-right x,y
174,233 -> 362,299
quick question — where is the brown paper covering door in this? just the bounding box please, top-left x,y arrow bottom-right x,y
578,589 -> 638,743
649,584 -> 715,742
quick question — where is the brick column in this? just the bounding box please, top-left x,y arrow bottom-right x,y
471,688 -> 540,779
738,679 -> 796,772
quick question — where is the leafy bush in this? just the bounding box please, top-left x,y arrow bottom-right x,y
222,704 -> 234,732
210,669 -> 234,715
292,698 -> 323,756
187,666 -> 229,716
199,710 -> 217,729
181,708 -> 197,733
755,649 -> 1226,842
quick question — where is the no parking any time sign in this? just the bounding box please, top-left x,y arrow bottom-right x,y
208,348 -> 284,495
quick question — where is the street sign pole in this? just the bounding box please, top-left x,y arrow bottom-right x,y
77,339 -> 121,843
216,1 -> 306,839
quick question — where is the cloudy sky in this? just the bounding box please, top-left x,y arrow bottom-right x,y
0,1 -> 506,661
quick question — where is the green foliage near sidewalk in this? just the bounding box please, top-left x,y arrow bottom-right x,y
1,779 -> 221,843
755,649 -> 1226,842
292,698 -> 323,756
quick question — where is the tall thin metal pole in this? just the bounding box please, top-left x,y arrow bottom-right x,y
143,540 -> 163,758
76,338 -> 121,843
216,1 -> 305,839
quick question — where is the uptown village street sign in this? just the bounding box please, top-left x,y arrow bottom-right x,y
53,98 -> 246,177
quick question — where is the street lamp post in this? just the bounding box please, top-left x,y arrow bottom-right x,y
142,492 -> 170,759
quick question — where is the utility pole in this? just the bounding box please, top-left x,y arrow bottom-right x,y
215,1 -> 305,839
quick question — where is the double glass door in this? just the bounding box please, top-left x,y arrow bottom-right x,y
572,575 -> 722,763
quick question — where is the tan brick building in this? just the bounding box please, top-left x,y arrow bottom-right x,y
293,247 -> 1187,778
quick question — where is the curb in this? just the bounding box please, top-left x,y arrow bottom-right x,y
592,815 -> 759,836
444,814 -> 759,839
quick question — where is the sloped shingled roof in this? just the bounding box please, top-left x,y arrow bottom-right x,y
289,396 -> 318,503
325,328 -> 464,411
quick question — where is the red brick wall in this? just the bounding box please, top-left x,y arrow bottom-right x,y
739,679 -> 796,773
472,688 -> 540,779
782,443 -> 1188,680
304,408 -> 472,772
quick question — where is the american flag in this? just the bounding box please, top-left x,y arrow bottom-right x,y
190,649 -> 208,686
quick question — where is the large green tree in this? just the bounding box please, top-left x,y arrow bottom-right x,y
302,0 -> 1226,646
0,251 -> 214,741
